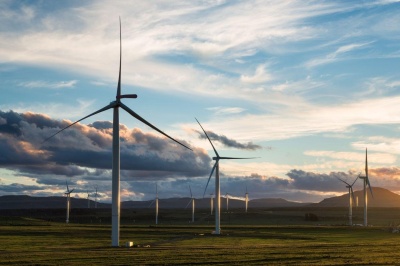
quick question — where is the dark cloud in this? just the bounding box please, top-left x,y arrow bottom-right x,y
0,110 -> 211,187
195,129 -> 262,150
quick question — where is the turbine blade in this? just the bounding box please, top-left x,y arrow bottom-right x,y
367,178 -> 374,198
42,103 -> 115,143
117,16 -> 122,99
120,102 -> 192,150
189,185 -> 193,198
337,177 -> 350,186
70,189 -> 74,193
66,181 -> 69,191
195,118 -> 219,157
219,156 -> 258,160
365,148 -> 368,178
148,200 -> 155,208
203,161 -> 217,197
351,175 -> 358,186
185,199 -> 192,209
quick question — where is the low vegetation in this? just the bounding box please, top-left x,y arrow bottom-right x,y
1,208 -> 400,265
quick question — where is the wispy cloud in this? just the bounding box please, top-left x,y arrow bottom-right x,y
18,80 -> 77,89
206,107 -> 246,115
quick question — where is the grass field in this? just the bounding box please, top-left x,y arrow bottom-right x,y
1,213 -> 400,265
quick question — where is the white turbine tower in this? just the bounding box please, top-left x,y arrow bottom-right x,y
185,185 -> 195,223
196,117 -> 255,234
210,193 -> 214,215
148,184 -> 159,225
44,18 -> 191,246
359,148 -> 373,226
65,181 -> 74,224
245,186 -> 249,213
94,186 -> 98,209
87,190 -> 90,209
337,176 -> 358,226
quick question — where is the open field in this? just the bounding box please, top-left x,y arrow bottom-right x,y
2,208 -> 400,265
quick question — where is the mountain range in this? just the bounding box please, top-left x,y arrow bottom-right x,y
0,187 -> 399,209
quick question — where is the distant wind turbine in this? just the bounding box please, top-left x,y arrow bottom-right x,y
94,185 -> 98,209
43,18 -> 191,247
358,148 -> 373,226
185,185 -> 195,223
87,190 -> 90,209
245,186 -> 249,213
148,184 -> 159,225
196,118 -> 256,234
225,193 -> 229,211
65,181 -> 74,224
337,175 -> 358,226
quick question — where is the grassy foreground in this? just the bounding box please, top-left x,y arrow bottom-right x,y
1,218 -> 400,265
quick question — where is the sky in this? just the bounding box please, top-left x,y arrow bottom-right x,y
1,0 -> 400,203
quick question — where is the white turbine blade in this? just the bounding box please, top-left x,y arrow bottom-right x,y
350,187 -> 356,204
219,156 -> 258,160
117,16 -> 122,99
367,178 -> 374,198
195,118 -> 219,157
337,177 -> 351,186
42,103 -> 115,143
66,181 -> 69,192
189,185 -> 193,198
203,161 -> 217,197
148,200 -> 155,208
365,148 -> 368,178
120,102 -> 192,150
185,199 -> 192,209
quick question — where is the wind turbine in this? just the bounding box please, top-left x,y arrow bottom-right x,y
87,190 -> 90,209
359,148 -> 373,226
245,186 -> 249,213
337,176 -> 358,226
148,184 -> 159,225
65,181 -> 74,224
185,185 -> 195,223
225,193 -> 229,211
43,18 -> 191,246
196,118 -> 255,234
210,193 -> 214,215
94,185 -> 98,209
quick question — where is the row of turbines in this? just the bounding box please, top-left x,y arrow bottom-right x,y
338,148 -> 373,227
64,182 -> 99,224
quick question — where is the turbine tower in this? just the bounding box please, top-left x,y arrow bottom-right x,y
149,184 -> 159,225
245,186 -> 249,213
65,181 -> 74,224
87,190 -> 90,209
43,18 -> 191,246
196,118 -> 255,234
359,148 -> 373,226
210,193 -> 214,215
337,176 -> 358,226
185,185 -> 195,223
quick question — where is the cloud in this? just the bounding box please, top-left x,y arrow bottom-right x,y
18,80 -> 78,89
0,110 -> 211,185
240,64 -> 272,84
195,129 -> 262,151
206,107 -> 246,115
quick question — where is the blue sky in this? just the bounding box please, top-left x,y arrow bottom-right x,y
1,0 -> 400,203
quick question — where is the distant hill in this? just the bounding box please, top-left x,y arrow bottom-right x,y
0,195 -> 309,210
312,187 -> 400,207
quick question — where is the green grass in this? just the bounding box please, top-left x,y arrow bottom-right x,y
1,220 -> 400,265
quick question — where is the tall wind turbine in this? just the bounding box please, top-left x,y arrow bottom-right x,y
185,185 -> 195,223
196,118 -> 255,234
210,193 -> 214,215
359,148 -> 373,226
43,18 -> 191,246
65,181 -> 74,224
87,190 -> 90,209
245,186 -> 249,213
337,176 -> 358,226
